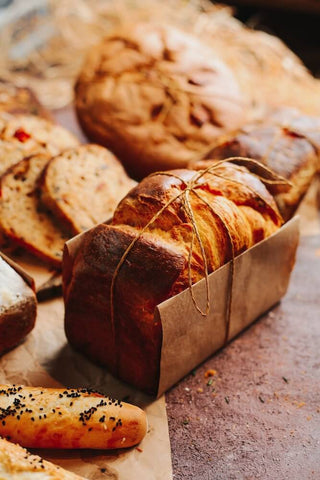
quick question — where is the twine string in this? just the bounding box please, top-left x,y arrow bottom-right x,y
110,158 -> 291,371
192,189 -> 235,344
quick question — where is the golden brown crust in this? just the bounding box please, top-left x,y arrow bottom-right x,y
0,154 -> 70,267
0,385 -> 147,449
75,22 -> 247,179
203,109 -> 320,220
64,163 -> 282,393
0,437 -> 85,479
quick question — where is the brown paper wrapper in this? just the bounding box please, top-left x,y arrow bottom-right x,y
157,216 -> 299,395
65,217 -> 299,397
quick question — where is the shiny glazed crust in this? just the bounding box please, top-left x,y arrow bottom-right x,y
0,385 -> 147,449
204,109 -> 320,220
63,163 -> 282,394
75,23 -> 247,179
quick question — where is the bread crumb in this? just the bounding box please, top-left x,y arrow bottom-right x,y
204,369 -> 217,378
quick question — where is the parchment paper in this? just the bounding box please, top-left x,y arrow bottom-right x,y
0,298 -> 172,480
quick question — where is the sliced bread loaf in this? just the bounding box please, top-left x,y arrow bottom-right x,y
0,153 -> 70,267
40,144 -> 136,234
0,113 -> 79,156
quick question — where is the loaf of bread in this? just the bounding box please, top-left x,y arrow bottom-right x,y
63,162 -> 282,394
0,254 -> 36,355
0,81 -> 51,119
0,153 -> 70,267
75,23 -> 247,179
0,437 -> 86,479
0,385 -> 147,449
40,144 -> 136,235
201,108 -> 320,220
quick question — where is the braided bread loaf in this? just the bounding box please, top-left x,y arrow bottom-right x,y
64,162 -> 282,393
202,108 -> 320,220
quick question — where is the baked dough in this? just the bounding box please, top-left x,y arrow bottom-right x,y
64,162 -> 282,393
75,22 -> 247,179
202,108 -> 320,220
0,154 -> 70,267
40,144 -> 136,234
0,437 -> 85,479
0,385 -> 147,449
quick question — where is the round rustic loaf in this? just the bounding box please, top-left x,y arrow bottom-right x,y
75,23 -> 248,179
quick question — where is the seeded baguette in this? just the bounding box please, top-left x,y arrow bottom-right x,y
0,385 -> 147,449
0,437 -> 86,479
0,154 -> 70,266
40,144 -> 136,235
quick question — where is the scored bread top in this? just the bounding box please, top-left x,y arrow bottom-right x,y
75,22 -> 247,179
41,144 -> 136,235
0,153 -> 70,267
0,113 -> 79,157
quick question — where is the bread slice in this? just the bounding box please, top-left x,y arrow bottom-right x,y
0,153 -> 70,267
0,113 -> 79,156
41,144 -> 136,234
0,140 -> 27,177
0,437 -> 85,480
0,254 -> 36,355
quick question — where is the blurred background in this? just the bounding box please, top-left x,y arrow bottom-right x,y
0,0 -> 319,109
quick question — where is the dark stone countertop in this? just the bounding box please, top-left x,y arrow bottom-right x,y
167,233 -> 320,480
